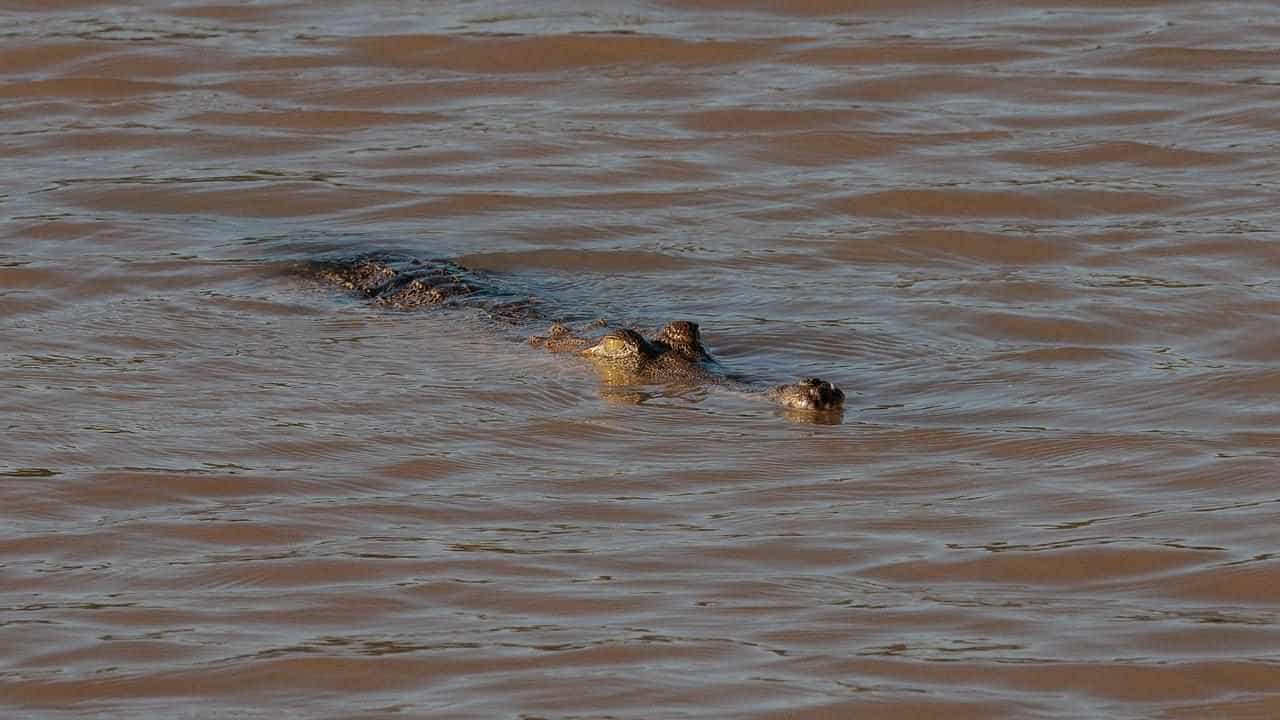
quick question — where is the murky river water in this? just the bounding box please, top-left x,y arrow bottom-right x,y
3,1 -> 1279,718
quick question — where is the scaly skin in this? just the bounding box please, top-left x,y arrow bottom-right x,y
309,254 -> 475,309
306,252 -> 539,319
765,377 -> 846,412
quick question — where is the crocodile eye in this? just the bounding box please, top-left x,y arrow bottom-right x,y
601,336 -> 627,353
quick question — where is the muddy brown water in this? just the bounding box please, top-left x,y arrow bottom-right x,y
2,1 -> 1279,718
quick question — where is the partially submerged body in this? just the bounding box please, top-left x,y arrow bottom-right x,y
309,254 -> 478,309
577,323 -> 845,413
308,252 -> 540,321
302,252 -> 845,417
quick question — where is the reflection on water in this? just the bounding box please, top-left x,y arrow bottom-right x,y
779,406 -> 845,426
3,0 -> 1280,718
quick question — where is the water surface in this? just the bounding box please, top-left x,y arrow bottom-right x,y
2,1 -> 1279,718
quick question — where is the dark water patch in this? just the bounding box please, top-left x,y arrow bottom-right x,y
783,39 -> 1047,66
1,468 -> 60,478
0,77 -> 182,100
335,33 -> 786,73
829,229 -> 1075,266
63,182 -> 413,219
182,109 -> 448,132
826,188 -> 1184,220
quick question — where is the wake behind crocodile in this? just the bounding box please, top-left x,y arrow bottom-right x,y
297,252 -> 845,422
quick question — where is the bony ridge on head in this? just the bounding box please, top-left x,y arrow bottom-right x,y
582,328 -> 647,359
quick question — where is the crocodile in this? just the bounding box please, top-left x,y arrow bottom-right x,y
301,252 -> 845,416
